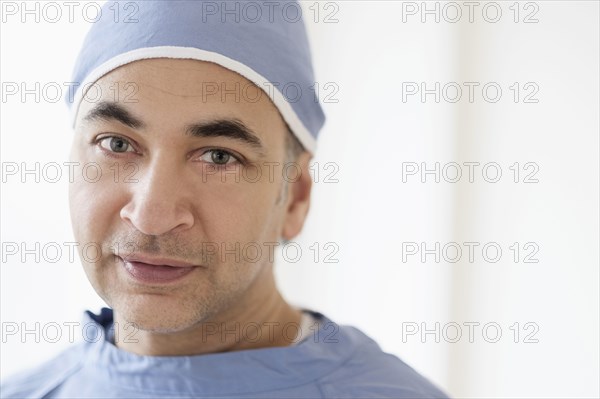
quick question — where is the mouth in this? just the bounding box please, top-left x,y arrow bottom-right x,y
117,255 -> 200,284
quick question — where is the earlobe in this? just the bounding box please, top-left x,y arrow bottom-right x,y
281,152 -> 313,241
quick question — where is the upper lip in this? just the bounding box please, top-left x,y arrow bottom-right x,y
118,253 -> 199,268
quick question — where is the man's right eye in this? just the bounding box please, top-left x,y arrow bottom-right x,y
98,136 -> 135,154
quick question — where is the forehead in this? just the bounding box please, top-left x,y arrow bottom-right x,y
103,58 -> 255,94
75,58 -> 286,143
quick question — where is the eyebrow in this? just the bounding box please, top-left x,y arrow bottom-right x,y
185,119 -> 264,151
83,101 -> 265,152
84,101 -> 145,129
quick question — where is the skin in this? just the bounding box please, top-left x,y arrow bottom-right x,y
69,58 -> 313,356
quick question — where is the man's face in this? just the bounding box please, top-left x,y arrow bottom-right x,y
69,59 -> 308,332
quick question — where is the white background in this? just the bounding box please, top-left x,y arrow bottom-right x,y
1,1 -> 599,398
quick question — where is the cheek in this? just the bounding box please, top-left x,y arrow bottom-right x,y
69,176 -> 129,302
197,176 -> 283,240
69,168 -> 128,243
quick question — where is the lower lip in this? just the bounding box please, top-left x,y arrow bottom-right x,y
122,260 -> 196,284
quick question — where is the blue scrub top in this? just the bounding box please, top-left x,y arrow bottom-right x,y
1,308 -> 449,398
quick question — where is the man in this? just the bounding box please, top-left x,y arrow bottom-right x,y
1,1 -> 449,398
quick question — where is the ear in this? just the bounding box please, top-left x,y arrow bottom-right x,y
281,152 -> 313,240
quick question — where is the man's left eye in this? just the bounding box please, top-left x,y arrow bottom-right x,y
99,136 -> 135,153
199,150 -> 239,165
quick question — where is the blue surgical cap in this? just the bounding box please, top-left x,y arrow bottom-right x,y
67,0 -> 325,153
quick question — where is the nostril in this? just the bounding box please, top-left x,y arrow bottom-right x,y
120,199 -> 194,237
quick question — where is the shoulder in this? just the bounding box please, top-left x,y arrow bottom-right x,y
0,343 -> 85,398
315,321 -> 450,399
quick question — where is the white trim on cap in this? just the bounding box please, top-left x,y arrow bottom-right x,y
69,46 -> 317,153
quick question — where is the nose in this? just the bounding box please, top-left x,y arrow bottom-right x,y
120,156 -> 195,236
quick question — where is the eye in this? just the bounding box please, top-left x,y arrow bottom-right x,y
98,136 -> 135,154
198,149 -> 240,165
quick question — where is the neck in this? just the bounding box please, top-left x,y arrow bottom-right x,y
112,270 -> 303,356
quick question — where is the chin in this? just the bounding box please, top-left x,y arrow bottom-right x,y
112,294 -> 205,334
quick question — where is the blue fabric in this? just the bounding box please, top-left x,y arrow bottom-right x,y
66,0 -> 325,150
1,308 -> 449,398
